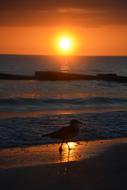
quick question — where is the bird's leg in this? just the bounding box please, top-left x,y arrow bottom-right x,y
66,142 -> 71,151
59,143 -> 63,152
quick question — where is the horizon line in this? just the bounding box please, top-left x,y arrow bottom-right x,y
0,53 -> 127,57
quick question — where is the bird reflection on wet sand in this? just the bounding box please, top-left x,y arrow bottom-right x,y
59,142 -> 75,163
1,138 -> 125,170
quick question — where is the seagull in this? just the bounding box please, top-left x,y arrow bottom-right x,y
43,119 -> 84,152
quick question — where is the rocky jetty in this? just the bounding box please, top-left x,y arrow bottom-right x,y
0,72 -> 127,83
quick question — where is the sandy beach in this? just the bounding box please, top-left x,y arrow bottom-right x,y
1,0 -> 127,189
0,138 -> 127,190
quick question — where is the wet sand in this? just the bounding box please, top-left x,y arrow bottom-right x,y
0,138 -> 127,190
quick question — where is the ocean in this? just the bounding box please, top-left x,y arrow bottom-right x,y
0,55 -> 127,148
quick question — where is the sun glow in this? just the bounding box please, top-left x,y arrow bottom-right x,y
60,38 -> 71,50
53,32 -> 77,55
56,35 -> 75,54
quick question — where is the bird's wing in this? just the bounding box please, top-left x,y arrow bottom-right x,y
43,126 -> 71,139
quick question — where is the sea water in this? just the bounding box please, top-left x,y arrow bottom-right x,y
0,55 -> 127,148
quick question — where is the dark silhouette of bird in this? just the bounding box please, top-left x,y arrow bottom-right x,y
43,119 -> 84,152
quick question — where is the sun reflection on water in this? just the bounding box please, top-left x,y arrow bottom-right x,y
59,58 -> 70,73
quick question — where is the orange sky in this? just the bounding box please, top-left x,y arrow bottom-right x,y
0,1 -> 127,56
1,25 -> 127,56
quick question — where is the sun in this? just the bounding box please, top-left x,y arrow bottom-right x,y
60,38 -> 71,50
54,34 -> 75,55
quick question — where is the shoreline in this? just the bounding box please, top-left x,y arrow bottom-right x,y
0,107 -> 127,118
0,138 -> 127,189
0,137 -> 127,169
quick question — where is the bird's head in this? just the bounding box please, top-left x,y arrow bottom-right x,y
70,119 -> 84,126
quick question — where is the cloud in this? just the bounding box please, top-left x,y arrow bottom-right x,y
0,0 -> 127,26
1,0 -> 127,10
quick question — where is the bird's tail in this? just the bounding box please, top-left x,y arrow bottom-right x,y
42,131 -> 58,138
